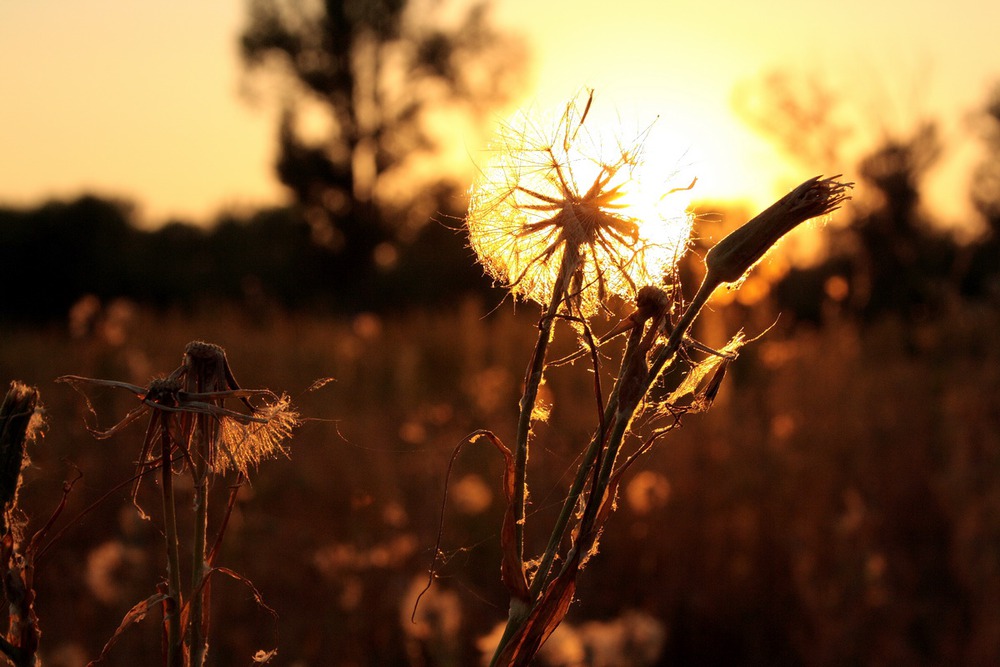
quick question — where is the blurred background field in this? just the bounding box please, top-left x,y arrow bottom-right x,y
2,293 -> 999,665
3,0 -> 1000,664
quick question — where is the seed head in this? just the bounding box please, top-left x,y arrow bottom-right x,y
705,175 -> 853,286
58,341 -> 299,480
467,91 -> 693,315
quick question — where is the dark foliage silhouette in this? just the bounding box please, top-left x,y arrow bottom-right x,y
0,195 -> 491,322
239,0 -> 525,280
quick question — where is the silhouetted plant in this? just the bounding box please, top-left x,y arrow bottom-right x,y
0,382 -> 58,667
964,82 -> 1000,299
60,342 -> 298,666
240,0 -> 526,276
419,92 -> 851,665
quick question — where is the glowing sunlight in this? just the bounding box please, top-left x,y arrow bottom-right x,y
467,92 -> 694,315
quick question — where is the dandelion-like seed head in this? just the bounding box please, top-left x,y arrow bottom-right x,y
58,341 -> 300,482
216,393 -> 298,475
467,91 -> 694,316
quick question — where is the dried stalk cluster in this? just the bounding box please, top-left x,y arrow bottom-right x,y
451,92 -> 852,665
59,341 -> 298,666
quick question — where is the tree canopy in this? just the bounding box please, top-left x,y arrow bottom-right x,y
239,0 -> 526,269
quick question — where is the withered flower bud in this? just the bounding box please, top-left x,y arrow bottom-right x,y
635,285 -> 671,321
145,377 -> 181,405
705,175 -> 853,285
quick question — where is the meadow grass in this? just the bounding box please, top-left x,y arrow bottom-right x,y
0,290 -> 1000,665
0,293 -> 996,664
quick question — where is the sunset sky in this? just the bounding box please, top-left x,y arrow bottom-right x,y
1,0 -> 998,229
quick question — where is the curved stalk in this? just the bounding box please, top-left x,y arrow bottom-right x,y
527,323 -> 642,599
492,277 -> 715,666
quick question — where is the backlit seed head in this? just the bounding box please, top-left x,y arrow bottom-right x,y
467,92 -> 693,316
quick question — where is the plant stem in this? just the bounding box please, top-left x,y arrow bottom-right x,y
493,277 -> 717,665
160,421 -> 184,667
491,326 -> 642,667
489,254 -> 577,667
511,254 -> 573,562
189,416 -> 211,667
647,275 -> 716,387
527,324 -> 640,599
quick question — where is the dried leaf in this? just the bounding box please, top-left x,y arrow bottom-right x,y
667,332 -> 744,410
494,559 -> 579,666
253,648 -> 279,663
471,430 -> 530,601
87,593 -> 169,666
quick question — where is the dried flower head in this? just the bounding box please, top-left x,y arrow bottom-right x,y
58,341 -> 299,480
706,175 -> 853,286
467,91 -> 693,316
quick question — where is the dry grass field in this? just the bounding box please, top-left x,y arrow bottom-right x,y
1,294 -> 998,666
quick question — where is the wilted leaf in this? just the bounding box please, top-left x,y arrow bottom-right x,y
494,558 -> 578,666
667,332 -> 744,410
87,593 -> 169,666
471,430 -> 530,601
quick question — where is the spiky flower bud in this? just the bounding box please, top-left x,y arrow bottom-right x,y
145,377 -> 181,404
705,175 -> 853,285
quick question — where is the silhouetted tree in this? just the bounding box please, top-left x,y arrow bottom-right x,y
737,70 -> 961,326
733,70 -> 850,169
847,122 -> 958,321
0,193 -> 494,322
239,0 -> 526,282
963,83 -> 1000,299
0,196 -> 140,321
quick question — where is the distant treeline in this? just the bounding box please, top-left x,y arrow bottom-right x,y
2,175 -> 999,327
0,195 -> 492,323
766,128 -> 1000,327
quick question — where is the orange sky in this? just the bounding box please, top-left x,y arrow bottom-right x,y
1,0 -> 998,229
